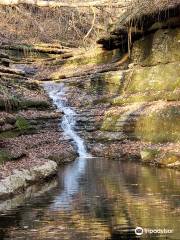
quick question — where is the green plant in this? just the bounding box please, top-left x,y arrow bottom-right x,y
0,150 -> 11,164
15,116 -> 30,132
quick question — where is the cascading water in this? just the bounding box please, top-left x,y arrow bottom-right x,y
44,82 -> 90,208
44,82 -> 89,158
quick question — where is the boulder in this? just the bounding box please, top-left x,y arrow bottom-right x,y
0,160 -> 57,199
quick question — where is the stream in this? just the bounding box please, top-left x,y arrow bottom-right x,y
0,83 -> 179,240
44,82 -> 89,158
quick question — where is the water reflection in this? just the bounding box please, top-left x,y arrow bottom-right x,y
0,158 -> 179,240
51,157 -> 87,209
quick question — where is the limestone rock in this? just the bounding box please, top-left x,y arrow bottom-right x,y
131,28 -> 180,66
124,62 -> 180,94
0,160 -> 57,199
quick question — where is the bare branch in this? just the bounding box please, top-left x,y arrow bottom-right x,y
83,6 -> 96,45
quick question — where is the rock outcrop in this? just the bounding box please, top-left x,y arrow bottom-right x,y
97,27 -> 180,168
0,160 -> 57,199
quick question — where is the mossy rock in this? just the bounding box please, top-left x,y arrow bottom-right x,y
101,114 -> 121,131
102,104 -> 180,143
0,148 -> 26,164
101,103 -> 142,132
90,70 -> 124,95
0,127 -> 36,140
91,70 -> 123,85
88,71 -> 123,96
64,48 -> 121,67
140,149 -> 159,162
124,62 -> 180,94
50,48 -> 122,80
135,105 -> 180,143
15,116 -> 31,132
112,90 -> 180,105
131,28 -> 180,66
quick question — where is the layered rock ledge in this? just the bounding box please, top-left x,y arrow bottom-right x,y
0,160 -> 57,199
0,47 -> 77,200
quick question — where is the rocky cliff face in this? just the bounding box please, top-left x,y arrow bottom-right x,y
97,28 -> 180,168
52,27 -> 180,169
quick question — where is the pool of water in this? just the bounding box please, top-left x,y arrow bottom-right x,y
0,157 -> 179,240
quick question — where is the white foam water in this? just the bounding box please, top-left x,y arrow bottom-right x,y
44,82 -> 89,158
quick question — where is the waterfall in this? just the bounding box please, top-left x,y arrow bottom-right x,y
44,82 -> 91,209
44,82 -> 89,158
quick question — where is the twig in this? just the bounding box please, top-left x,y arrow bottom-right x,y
83,6 -> 96,46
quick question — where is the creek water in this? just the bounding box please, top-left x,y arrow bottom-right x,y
0,83 -> 179,240
44,82 -> 89,158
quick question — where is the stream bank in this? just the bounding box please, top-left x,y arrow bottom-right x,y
0,48 -> 77,199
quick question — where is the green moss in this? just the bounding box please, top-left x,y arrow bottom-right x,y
91,71 -> 122,85
101,104 -> 180,144
101,114 -> 120,131
0,150 -> 11,164
125,62 -> 180,94
103,71 -> 123,85
131,28 -> 180,65
0,130 -> 20,140
51,48 -> 122,79
101,103 -> 143,132
112,90 -> 180,105
140,149 -> 159,162
135,105 -> 180,143
0,148 -> 26,164
15,116 -> 30,132
65,48 -> 121,67
0,126 -> 37,140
